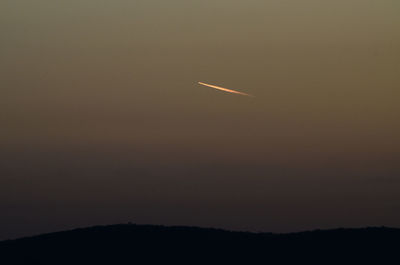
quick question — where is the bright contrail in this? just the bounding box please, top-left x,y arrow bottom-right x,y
198,82 -> 253,97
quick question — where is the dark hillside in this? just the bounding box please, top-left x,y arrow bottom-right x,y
1,224 -> 399,264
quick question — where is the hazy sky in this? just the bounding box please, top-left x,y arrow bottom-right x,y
1,0 -> 400,239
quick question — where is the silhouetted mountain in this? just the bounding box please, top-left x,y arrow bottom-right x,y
1,224 -> 399,264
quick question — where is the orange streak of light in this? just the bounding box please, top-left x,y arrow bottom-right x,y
198,82 -> 253,97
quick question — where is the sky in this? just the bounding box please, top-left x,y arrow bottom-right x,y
1,0 -> 400,240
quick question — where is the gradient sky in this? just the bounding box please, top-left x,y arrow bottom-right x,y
1,0 -> 400,240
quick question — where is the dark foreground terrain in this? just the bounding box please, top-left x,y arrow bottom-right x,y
1,224 -> 399,264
